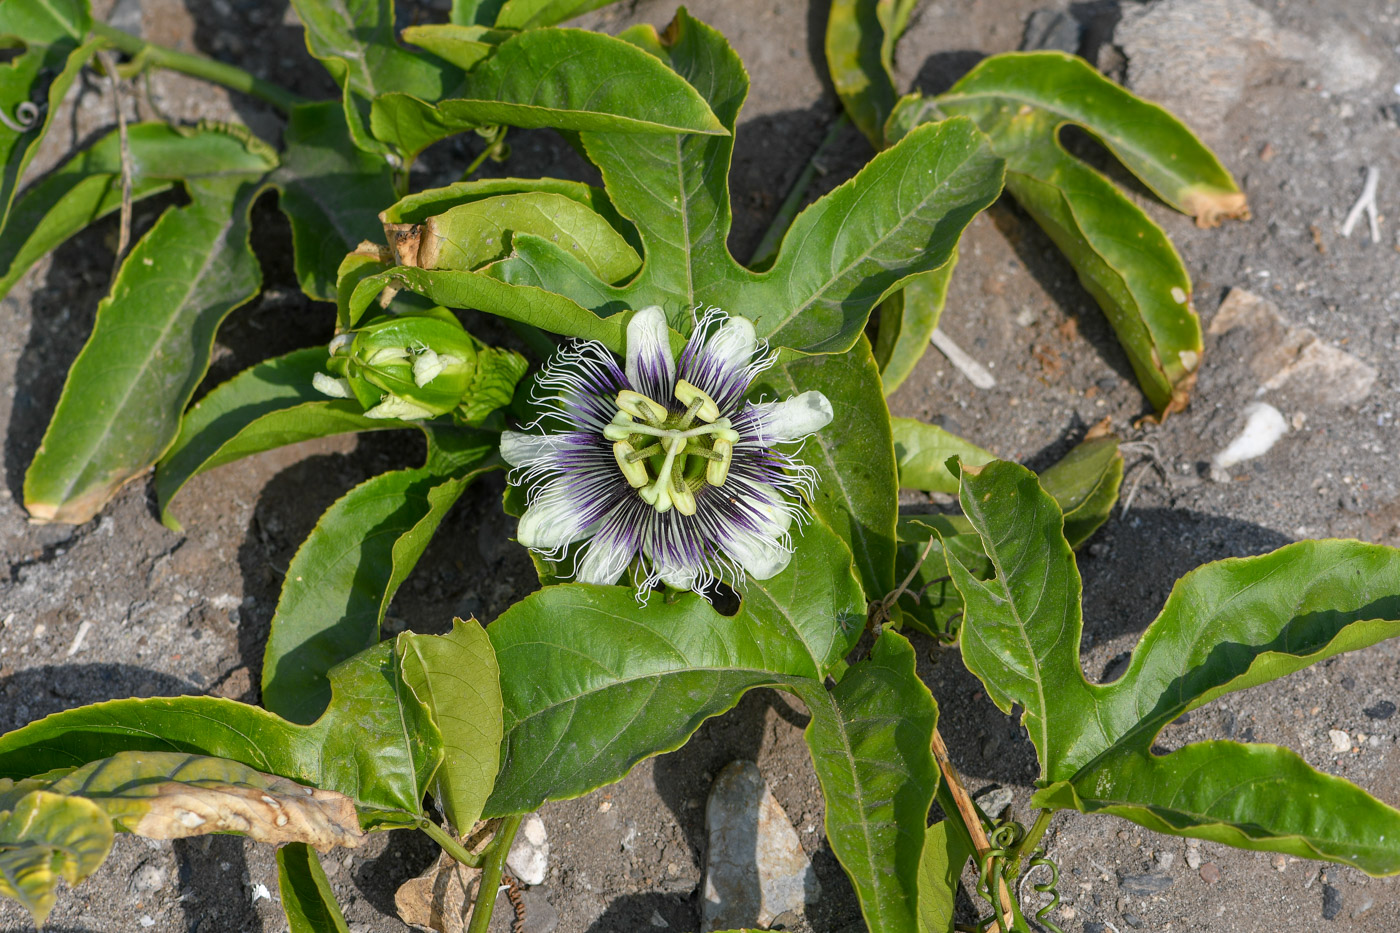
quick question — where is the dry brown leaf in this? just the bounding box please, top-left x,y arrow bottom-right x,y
395,821 -> 497,933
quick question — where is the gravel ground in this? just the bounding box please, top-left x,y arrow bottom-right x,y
2,0 -> 1399,931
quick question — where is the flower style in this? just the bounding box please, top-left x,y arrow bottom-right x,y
501,307 -> 833,593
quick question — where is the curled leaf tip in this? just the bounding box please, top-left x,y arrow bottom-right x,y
1183,187 -> 1250,228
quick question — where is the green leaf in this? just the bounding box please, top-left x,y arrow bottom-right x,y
400,24 -> 507,71
397,620 -> 503,833
417,191 -> 639,283
263,454 -> 495,724
917,820 -> 974,933
484,516 -> 864,816
155,348 -> 416,530
825,0 -> 916,148
0,641 -> 440,820
279,843 -> 351,933
0,791 -> 111,927
481,11 -> 1000,356
273,102 -> 398,301
383,176 -> 629,232
353,266 -> 627,347
892,416 -> 994,493
947,458 -> 1400,872
893,514 -> 987,641
936,53 -> 1247,415
752,339 -> 898,600
367,27 -> 726,162
874,254 -> 956,396
289,0 -> 454,155
1035,430 -> 1122,548
797,630 -> 939,933
0,0 -> 97,232
25,168 -> 276,525
0,122 -> 282,301
492,0 -> 617,28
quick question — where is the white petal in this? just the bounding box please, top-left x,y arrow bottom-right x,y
576,538 -> 631,585
658,564 -> 699,591
312,372 -> 352,399
747,391 -> 833,444
625,305 -> 675,397
364,396 -> 435,420
517,484 -> 592,551
720,528 -> 791,580
702,315 -> 756,376
412,349 -> 443,386
500,430 -> 557,468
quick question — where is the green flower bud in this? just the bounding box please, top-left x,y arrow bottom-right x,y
345,314 -> 478,419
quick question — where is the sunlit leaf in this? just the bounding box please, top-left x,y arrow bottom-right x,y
0,642 -> 441,821
398,620 -> 503,833
484,517 -> 864,816
1035,429 -> 1122,547
873,255 -> 956,396
825,0 -> 917,148
25,163 -> 277,525
892,416 -> 994,494
492,0 -> 617,29
947,459 -> 1400,873
797,630 -> 939,933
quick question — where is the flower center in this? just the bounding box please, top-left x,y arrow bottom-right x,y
601,381 -> 738,515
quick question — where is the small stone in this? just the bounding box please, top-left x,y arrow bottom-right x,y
1329,729 -> 1352,753
1184,848 -> 1201,870
1351,894 -> 1375,919
1272,854 -> 1288,871
521,887 -> 558,933
1155,851 -> 1175,871
1199,863 -> 1220,884
1322,883 -> 1343,920
1363,700 -> 1396,720
130,864 -> 166,893
701,760 -> 821,932
1122,913 -> 1145,929
139,919 -> 155,929
972,786 -> 1014,820
1021,9 -> 1082,53
1118,872 -> 1174,896
650,909 -> 669,927
506,813 -> 549,886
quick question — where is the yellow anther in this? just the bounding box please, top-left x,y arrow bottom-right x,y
602,411 -> 635,441
616,389 -> 669,424
707,438 -> 733,486
670,477 -> 697,515
674,379 -> 720,423
613,441 -> 650,488
639,482 -> 672,512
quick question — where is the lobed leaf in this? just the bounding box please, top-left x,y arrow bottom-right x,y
0,642 -> 441,820
947,459 -> 1400,872
397,620 -> 503,833
935,53 -> 1248,415
25,171 -> 275,525
483,517 -> 864,816
797,630 -> 939,933
825,0 -> 916,149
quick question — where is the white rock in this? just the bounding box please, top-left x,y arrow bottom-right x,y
973,786 -> 1014,820
506,812 -> 549,886
702,760 -> 820,931
1329,729 -> 1353,753
250,881 -> 271,904
1213,402 -> 1287,471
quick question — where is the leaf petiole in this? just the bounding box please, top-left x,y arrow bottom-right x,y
417,818 -> 484,869
91,22 -> 307,114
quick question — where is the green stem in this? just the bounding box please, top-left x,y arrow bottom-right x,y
747,111 -> 849,270
92,22 -> 307,114
466,814 -> 522,933
418,818 -> 484,868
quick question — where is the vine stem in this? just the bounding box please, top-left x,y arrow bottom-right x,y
931,727 -> 1016,932
1008,808 -> 1053,876
417,818 -> 484,868
91,22 -> 307,114
466,814 -> 522,933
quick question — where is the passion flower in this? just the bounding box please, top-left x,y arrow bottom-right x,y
501,306 -> 832,593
